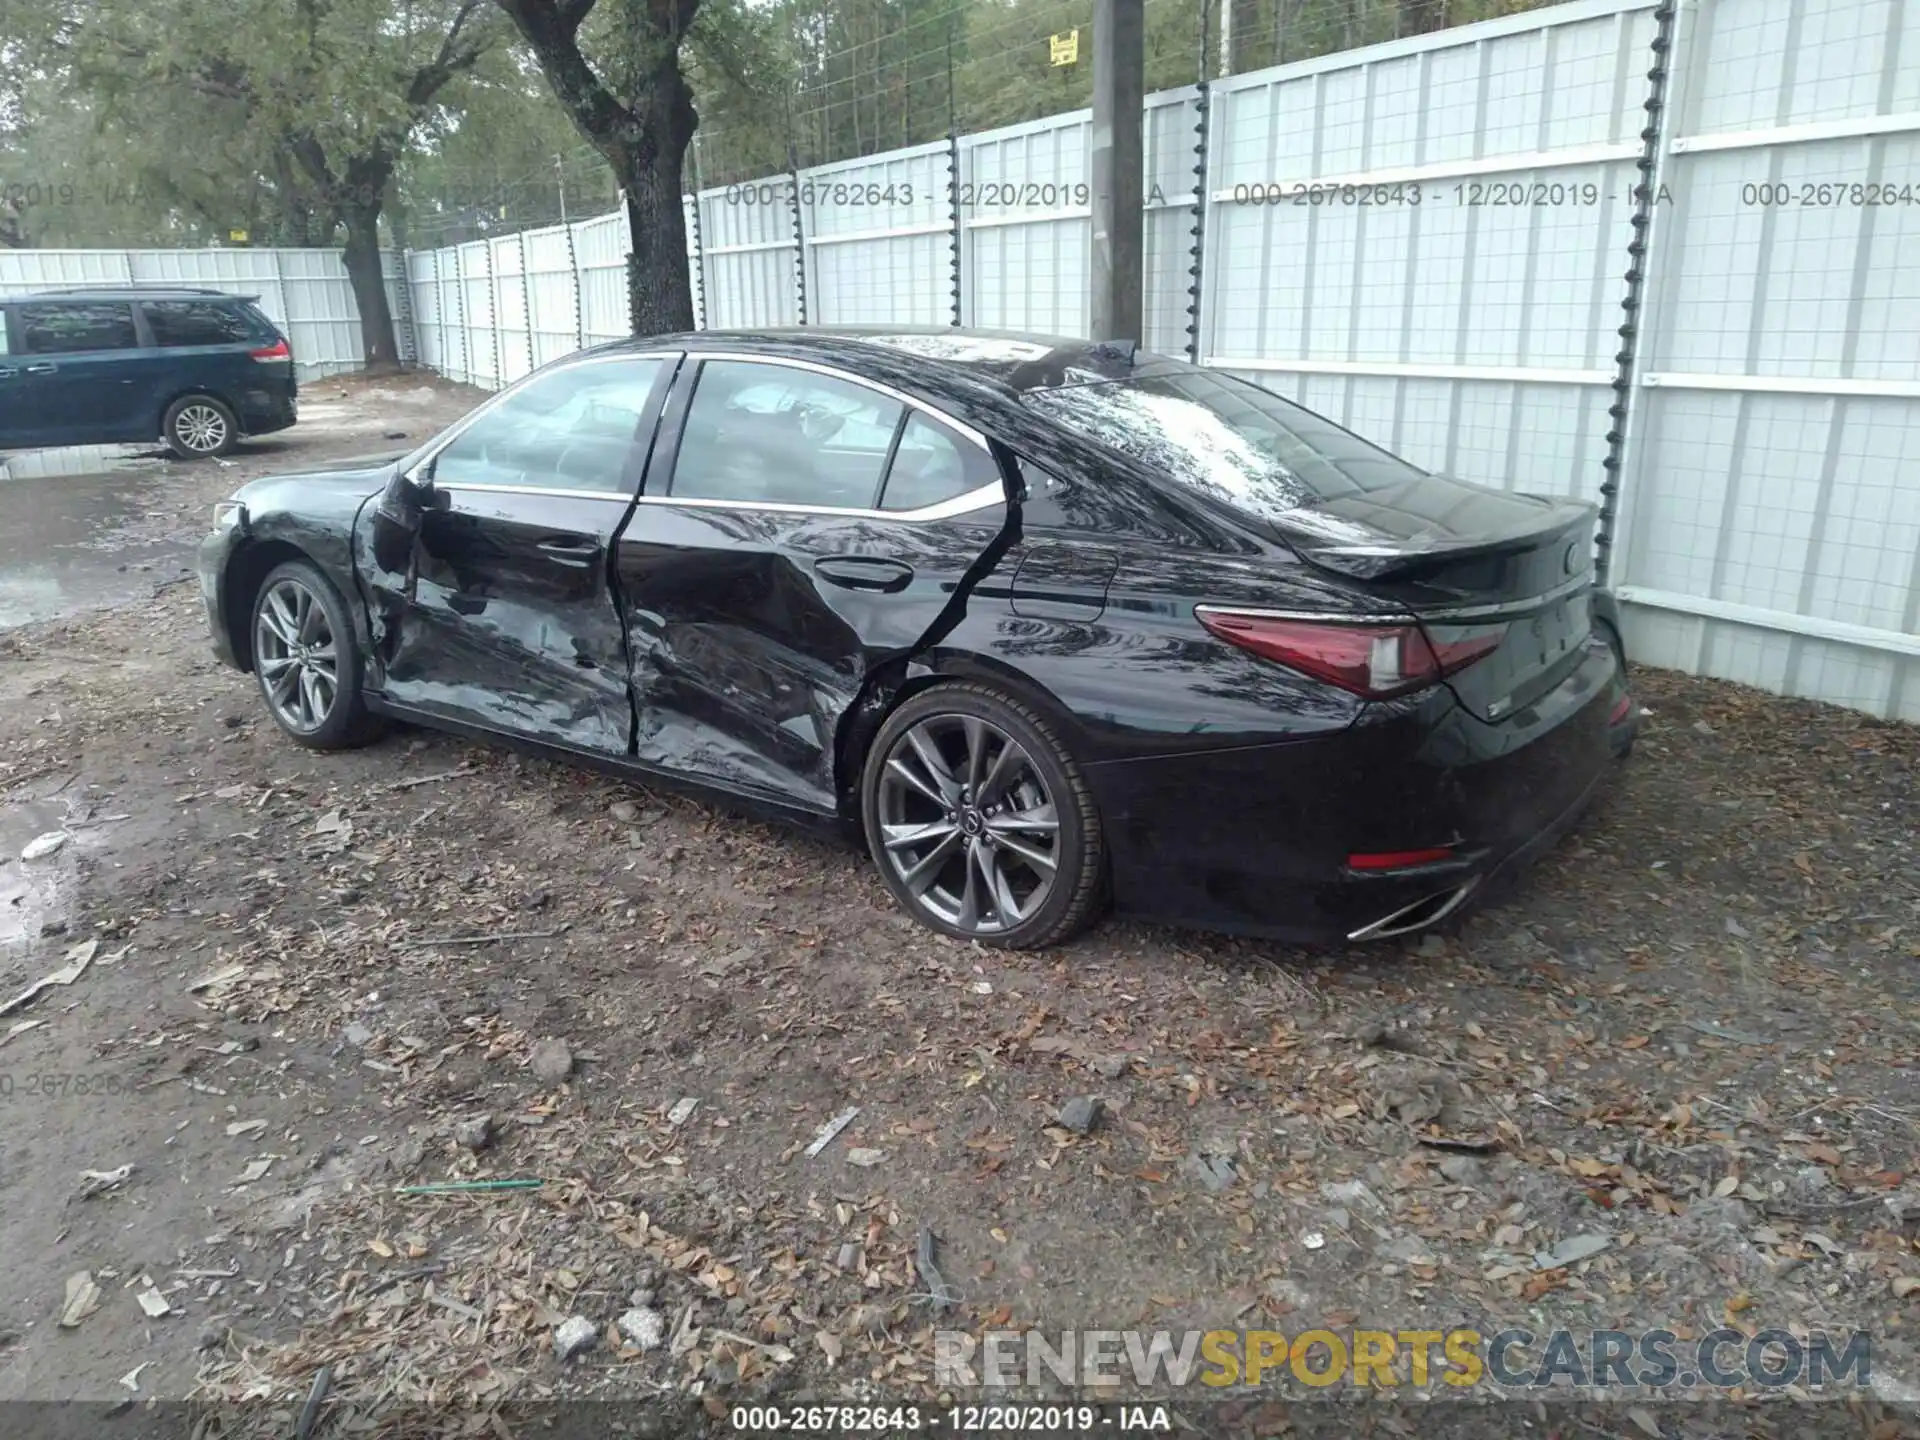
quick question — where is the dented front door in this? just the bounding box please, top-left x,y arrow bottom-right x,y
357,354 -> 676,753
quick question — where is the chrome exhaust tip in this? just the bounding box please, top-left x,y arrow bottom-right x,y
1346,877 -> 1481,943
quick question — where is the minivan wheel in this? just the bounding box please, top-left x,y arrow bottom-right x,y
164,395 -> 239,458
250,560 -> 385,750
861,683 -> 1107,949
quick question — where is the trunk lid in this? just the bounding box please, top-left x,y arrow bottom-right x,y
1273,475 -> 1598,725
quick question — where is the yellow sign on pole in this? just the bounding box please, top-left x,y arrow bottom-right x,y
1049,29 -> 1080,66
228,229 -> 249,244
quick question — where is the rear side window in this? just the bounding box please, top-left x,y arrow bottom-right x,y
143,300 -> 255,346
1023,370 -> 1427,523
879,414 -> 976,512
16,302 -> 139,355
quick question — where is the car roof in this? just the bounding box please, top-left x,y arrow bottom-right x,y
600,326 -> 1186,396
9,286 -> 258,303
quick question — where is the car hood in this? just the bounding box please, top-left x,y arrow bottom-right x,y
232,457 -> 401,516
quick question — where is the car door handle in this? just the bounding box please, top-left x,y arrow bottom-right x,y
536,536 -> 600,565
815,556 -> 914,593
24,363 -> 57,375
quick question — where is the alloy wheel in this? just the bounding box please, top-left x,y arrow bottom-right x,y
875,713 -> 1061,936
174,403 -> 229,454
254,578 -> 339,733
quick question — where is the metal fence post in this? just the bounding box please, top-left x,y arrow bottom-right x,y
1597,0 -> 1688,589
562,219 -> 585,351
452,243 -> 468,386
1185,0 -> 1214,366
688,136 -> 710,332
517,228 -> 534,375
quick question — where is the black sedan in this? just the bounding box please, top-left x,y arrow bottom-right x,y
198,328 -> 1637,949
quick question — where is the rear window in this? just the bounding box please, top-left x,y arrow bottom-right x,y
1022,370 -> 1427,523
142,300 -> 256,347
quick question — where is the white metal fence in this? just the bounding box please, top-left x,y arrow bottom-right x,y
0,0 -> 1909,721
0,247 -> 403,380
397,0 -> 1919,723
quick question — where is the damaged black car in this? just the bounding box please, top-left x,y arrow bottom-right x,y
198,328 -> 1638,949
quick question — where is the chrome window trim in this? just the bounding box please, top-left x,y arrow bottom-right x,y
438,482 -> 637,505
404,349 -> 682,494
633,481 -> 1005,524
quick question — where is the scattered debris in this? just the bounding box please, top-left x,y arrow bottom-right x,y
916,1227 -> 960,1311
186,962 -> 247,994
294,1365 -> 333,1440
119,1362 -> 152,1392
20,830 -> 71,861
0,939 -> 99,1019
398,1178 -> 543,1195
225,1119 -> 269,1139
1185,1149 -> 1238,1193
1054,1095 -> 1104,1134
58,1272 -> 102,1328
1089,1054 -> 1130,1080
136,1285 -> 172,1318
803,1106 -> 860,1158
846,1147 -> 884,1168
341,1021 -> 375,1048
75,1164 -> 134,1200
1302,1231 -> 1327,1251
1437,1155 -> 1483,1184
617,1306 -> 666,1351
553,1315 -> 598,1361
1686,1018 -> 1770,1046
233,1159 -> 273,1186
0,1019 -> 48,1049
610,800 -> 642,824
1536,1233 -> 1612,1269
529,1037 -> 574,1083
666,1096 -> 700,1127
453,1114 -> 495,1151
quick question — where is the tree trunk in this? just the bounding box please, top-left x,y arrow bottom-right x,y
619,56 -> 699,336
341,202 -> 402,373
1398,0 -> 1446,36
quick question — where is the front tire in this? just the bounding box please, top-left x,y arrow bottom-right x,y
861,683 -> 1106,949
163,394 -> 239,459
250,560 -> 384,750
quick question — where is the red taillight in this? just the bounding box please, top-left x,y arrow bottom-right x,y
1195,610 -> 1505,699
250,338 -> 291,362
1348,847 -> 1456,870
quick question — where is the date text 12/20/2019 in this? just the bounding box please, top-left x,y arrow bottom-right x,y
1229,181 -> 1677,207
728,1404 -> 1172,1433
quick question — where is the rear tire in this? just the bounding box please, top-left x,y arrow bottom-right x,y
163,394 -> 239,459
249,560 -> 386,750
861,682 -> 1106,949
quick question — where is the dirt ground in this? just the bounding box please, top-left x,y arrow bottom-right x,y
0,378 -> 1916,1438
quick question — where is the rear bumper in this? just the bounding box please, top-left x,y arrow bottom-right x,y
1088,634 -> 1632,944
237,382 -> 297,437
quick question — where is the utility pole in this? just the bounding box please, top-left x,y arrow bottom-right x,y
554,154 -> 569,225
1219,0 -> 1233,77
1090,0 -> 1145,343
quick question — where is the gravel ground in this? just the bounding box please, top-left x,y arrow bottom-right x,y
0,383 -> 1915,1439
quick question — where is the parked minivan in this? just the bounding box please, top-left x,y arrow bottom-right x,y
0,286 -> 297,459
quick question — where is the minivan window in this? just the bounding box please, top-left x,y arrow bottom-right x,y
144,300 -> 253,347
1022,370 -> 1427,522
17,302 -> 139,355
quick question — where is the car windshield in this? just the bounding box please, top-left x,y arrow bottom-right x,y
1022,370 -> 1428,524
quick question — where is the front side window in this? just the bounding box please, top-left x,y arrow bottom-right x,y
1024,369 -> 1427,524
16,302 -> 139,355
670,361 -> 904,508
430,358 -> 664,493
143,301 -> 254,347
